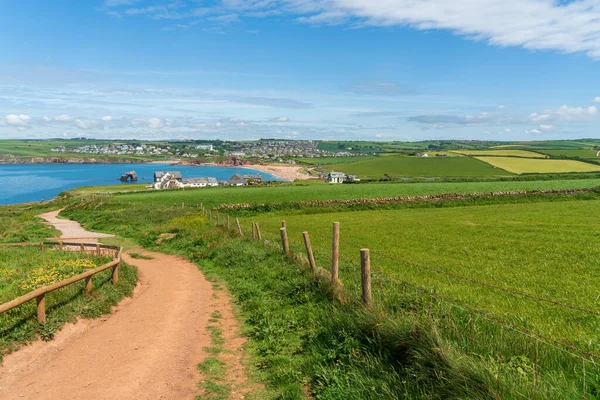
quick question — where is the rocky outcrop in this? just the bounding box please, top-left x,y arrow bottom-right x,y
119,171 -> 138,182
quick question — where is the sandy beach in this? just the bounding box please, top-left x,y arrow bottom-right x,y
244,164 -> 313,181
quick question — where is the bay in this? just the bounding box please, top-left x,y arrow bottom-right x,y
0,163 -> 282,205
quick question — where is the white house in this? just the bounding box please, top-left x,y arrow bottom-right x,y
181,177 -> 218,188
327,172 -> 346,183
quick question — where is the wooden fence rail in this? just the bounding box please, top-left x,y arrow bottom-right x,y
0,242 -> 122,323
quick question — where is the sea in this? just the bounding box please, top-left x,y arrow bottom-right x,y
0,163 -> 282,205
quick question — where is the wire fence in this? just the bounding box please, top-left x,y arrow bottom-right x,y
199,209 -> 599,399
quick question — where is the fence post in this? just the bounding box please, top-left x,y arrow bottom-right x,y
360,249 -> 372,308
182,202 -> 184,208
216,214 -> 220,226
36,294 -> 46,323
59,241 -> 64,251
80,243 -> 85,253
227,216 -> 230,231
303,232 -> 316,272
282,220 -> 286,229
280,227 -> 289,255
236,218 -> 243,236
96,243 -> 101,256
85,276 -> 93,293
331,222 -> 340,285
112,264 -> 119,285
256,223 -> 262,240
251,222 -> 256,239
41,242 -> 45,252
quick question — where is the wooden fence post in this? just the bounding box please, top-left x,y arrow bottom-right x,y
282,220 -> 287,229
85,276 -> 93,293
236,218 -> 243,236
59,241 -> 64,251
181,202 -> 185,208
80,243 -> 85,253
96,243 -> 101,256
227,216 -> 230,231
251,222 -> 256,239
40,242 -> 45,252
280,227 -> 289,255
216,214 -> 220,226
303,232 -> 316,272
36,294 -> 46,323
331,222 -> 340,285
112,264 -> 119,285
360,249 -> 372,308
256,223 -> 262,240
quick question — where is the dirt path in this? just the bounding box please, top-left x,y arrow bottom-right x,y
0,213 -> 250,399
38,209 -> 115,242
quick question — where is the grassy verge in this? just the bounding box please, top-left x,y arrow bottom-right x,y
0,245 -> 137,360
0,204 -> 59,243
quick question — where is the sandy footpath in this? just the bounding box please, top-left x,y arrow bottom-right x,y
0,213 -> 250,399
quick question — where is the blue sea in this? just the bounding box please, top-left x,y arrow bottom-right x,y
0,163 -> 282,205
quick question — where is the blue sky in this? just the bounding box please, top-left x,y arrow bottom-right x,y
0,0 -> 599,141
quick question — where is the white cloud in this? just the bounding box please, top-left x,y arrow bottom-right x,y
101,115 -> 113,121
594,97 -> 600,103
530,105 -> 597,123
539,124 -> 554,131
497,105 -> 505,110
105,1 -> 600,58
74,119 -> 101,129
269,116 -> 290,122
54,114 -> 72,121
1,114 -> 31,127
504,128 -> 511,133
526,128 -> 542,135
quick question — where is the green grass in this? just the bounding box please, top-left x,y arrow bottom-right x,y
321,155 -> 513,178
242,199 -> 600,351
100,178 -> 600,209
476,156 -> 600,174
0,245 -> 137,359
452,150 -> 548,158
0,205 -> 59,243
536,149 -> 600,159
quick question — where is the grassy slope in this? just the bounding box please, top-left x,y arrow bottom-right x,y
108,178 -> 600,208
322,155 -> 513,177
0,204 -> 59,243
62,195 -> 598,398
476,156 -> 600,174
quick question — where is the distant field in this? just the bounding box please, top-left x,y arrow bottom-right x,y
452,149 -> 547,158
70,184 -> 148,194
107,178 -> 600,208
321,155 -> 512,177
536,149 -> 600,159
476,156 -> 600,174
242,199 -> 600,348
295,156 -> 373,165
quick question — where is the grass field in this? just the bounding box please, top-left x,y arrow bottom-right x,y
0,245 -> 137,358
240,199 -> 600,350
452,150 -> 547,158
103,178 -> 600,208
320,155 -> 513,178
475,156 -> 600,174
536,149 -> 600,159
